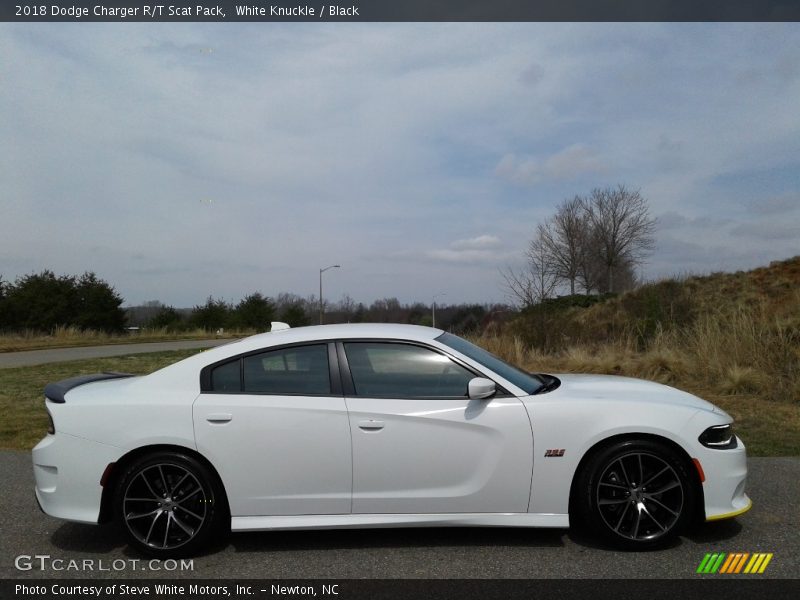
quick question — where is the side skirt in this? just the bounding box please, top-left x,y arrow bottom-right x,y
231,513 -> 569,532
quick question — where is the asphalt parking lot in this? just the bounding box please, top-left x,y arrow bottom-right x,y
1,452 -> 797,580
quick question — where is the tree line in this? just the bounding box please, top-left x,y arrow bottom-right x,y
0,271 -> 127,333
130,294 -> 504,335
0,271 -> 506,335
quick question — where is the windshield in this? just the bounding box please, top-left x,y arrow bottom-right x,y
436,332 -> 544,395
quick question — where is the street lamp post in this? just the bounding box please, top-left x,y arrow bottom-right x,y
432,292 -> 446,328
319,264 -> 340,324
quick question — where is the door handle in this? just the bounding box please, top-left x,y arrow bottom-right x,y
206,413 -> 233,423
358,419 -> 385,431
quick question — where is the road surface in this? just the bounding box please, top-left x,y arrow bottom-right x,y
0,340 -> 232,369
1,453 -> 797,579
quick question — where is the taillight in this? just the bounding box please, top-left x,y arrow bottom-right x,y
46,410 -> 55,435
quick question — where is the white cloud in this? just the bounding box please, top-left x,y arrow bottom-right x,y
423,235 -> 511,265
494,144 -> 607,185
450,235 -> 501,250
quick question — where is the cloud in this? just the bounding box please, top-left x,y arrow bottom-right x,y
656,211 -> 731,231
730,221 -> 800,241
494,144 -> 607,185
519,63 -> 545,85
747,194 -> 800,215
450,235 -> 501,250
385,234 -> 510,266
425,234 -> 514,265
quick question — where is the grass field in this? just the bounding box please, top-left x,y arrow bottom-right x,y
0,346 -> 797,456
0,349 -> 200,450
0,326 -> 244,353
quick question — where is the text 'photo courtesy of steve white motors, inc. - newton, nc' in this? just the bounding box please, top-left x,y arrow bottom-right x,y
15,583 -> 337,597
17,4 -> 360,18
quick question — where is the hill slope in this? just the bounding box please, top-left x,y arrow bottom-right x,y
475,256 -> 800,455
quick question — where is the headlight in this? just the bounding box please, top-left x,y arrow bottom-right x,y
699,423 -> 737,449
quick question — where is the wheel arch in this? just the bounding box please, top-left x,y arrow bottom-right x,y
98,444 -> 230,524
567,432 -> 705,524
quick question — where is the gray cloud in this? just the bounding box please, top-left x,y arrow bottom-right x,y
747,194 -> 800,215
730,221 -> 800,241
519,63 -> 545,85
656,212 -> 732,231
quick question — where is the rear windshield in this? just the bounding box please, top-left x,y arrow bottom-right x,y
436,332 -> 543,395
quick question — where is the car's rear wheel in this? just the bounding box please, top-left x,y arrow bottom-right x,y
574,439 -> 696,549
115,452 -> 224,557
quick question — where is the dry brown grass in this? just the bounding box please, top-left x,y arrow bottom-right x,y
468,330 -> 800,455
467,260 -> 800,456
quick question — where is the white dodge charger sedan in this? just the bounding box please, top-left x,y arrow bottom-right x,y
33,323 -> 750,556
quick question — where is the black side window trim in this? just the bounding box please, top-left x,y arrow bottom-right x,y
336,339 -> 512,400
199,337 -> 510,399
200,341 -> 342,396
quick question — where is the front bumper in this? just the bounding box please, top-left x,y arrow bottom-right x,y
699,436 -> 751,521
33,432 -> 121,524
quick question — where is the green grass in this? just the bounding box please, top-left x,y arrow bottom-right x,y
0,350 -> 201,450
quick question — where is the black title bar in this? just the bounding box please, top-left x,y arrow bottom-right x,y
3,0 -> 800,22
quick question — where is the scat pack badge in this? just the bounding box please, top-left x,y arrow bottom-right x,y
544,449 -> 566,457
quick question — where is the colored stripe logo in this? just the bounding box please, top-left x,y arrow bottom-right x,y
696,552 -> 773,574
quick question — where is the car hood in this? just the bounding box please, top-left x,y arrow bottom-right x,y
547,373 -> 719,413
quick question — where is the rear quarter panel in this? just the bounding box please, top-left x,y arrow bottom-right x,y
51,378 -> 199,452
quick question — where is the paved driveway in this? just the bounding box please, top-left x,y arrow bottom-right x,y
0,340 -> 231,369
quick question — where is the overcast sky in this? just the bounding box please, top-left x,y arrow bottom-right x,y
2,23 -> 799,307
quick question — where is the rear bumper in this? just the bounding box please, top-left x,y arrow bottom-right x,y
32,432 -> 121,524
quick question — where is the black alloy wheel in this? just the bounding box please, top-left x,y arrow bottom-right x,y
115,452 -> 225,557
575,439 -> 696,549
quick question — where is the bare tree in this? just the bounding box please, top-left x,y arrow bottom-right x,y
577,244 -> 604,294
539,196 -> 589,295
503,184 -> 655,302
585,185 -> 656,293
501,232 -> 559,307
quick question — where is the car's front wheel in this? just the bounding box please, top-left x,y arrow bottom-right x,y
574,439 -> 696,549
114,451 -> 225,557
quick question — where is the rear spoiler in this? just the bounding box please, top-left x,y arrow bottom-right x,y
44,372 -> 135,404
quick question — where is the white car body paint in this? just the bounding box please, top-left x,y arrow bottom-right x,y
345,395 -> 532,514
193,392 -> 352,516
32,323 -> 750,536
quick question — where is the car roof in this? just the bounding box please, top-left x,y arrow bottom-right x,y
236,322 -> 444,350
145,323 -> 447,385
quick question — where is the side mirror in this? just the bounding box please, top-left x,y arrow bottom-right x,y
468,377 -> 496,400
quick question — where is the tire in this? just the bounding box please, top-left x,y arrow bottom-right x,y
114,451 -> 225,557
574,439 -> 696,550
